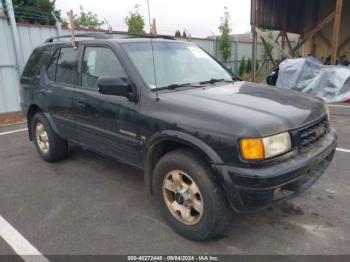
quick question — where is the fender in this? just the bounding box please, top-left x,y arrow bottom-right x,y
143,130 -> 223,195
43,112 -> 61,137
27,107 -> 61,141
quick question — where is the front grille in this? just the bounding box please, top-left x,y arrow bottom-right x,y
299,116 -> 329,149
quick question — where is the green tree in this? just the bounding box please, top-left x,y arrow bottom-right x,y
239,56 -> 246,77
218,7 -> 232,63
182,30 -> 187,38
73,5 -> 104,30
246,57 -> 252,74
124,4 -> 145,34
174,30 -> 181,37
10,0 -> 62,25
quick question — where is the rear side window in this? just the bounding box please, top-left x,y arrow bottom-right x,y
22,48 -> 47,78
55,47 -> 78,85
81,47 -> 127,89
47,48 -> 59,81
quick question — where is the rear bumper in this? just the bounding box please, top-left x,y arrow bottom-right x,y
212,129 -> 338,213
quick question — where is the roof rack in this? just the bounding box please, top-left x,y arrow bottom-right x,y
45,32 -> 176,43
45,33 -> 111,43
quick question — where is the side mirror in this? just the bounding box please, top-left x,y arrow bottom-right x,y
97,77 -> 131,97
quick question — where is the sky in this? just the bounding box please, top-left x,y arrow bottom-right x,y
55,0 -> 251,38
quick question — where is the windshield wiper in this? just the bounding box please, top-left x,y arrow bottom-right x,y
152,79 -> 235,91
153,83 -> 193,91
199,78 -> 234,85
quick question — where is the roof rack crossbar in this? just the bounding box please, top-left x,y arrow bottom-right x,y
124,33 -> 176,40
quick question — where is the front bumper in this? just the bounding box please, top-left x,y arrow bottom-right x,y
212,129 -> 338,213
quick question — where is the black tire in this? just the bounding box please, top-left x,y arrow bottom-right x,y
153,149 -> 231,241
32,113 -> 68,162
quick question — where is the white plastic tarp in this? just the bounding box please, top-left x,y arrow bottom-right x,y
276,57 -> 350,103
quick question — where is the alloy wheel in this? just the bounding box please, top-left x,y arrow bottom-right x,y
35,122 -> 49,154
162,170 -> 204,225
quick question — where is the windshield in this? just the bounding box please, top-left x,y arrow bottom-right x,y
122,42 -> 233,89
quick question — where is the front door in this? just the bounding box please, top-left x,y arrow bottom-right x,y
73,45 -> 142,167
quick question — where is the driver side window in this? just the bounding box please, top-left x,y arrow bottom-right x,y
82,47 -> 127,89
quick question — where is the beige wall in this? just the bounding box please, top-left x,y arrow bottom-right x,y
302,0 -> 350,60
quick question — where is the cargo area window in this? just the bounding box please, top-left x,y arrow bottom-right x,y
22,47 -> 48,79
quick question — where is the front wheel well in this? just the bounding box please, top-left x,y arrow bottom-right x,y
144,139 -> 213,195
27,104 -> 42,140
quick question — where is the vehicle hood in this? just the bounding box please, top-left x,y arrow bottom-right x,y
156,81 -> 327,137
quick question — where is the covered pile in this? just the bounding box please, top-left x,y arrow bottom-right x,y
276,57 -> 350,103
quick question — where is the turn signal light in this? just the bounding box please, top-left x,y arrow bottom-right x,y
240,138 -> 265,160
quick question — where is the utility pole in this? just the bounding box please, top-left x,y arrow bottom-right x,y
233,35 -> 239,75
6,0 -> 24,75
331,0 -> 343,65
150,18 -> 157,35
51,11 -> 62,36
251,0 -> 257,82
104,18 -> 112,33
210,31 -> 218,59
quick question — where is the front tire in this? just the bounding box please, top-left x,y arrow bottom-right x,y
153,149 -> 231,241
32,113 -> 68,162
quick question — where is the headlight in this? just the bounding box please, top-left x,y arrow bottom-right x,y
240,132 -> 291,161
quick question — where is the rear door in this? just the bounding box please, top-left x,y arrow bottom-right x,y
40,45 -> 79,140
73,44 -> 142,167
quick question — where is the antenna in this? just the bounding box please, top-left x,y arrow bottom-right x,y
146,0 -> 153,34
147,0 -> 158,93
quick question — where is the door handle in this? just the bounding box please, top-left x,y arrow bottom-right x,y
39,89 -> 52,95
76,101 -> 86,108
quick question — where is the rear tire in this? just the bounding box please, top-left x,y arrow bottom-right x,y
32,113 -> 68,162
153,149 -> 231,241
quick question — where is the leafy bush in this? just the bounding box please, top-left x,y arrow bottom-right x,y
11,0 -> 62,25
73,5 -> 104,30
239,56 -> 246,77
124,4 -> 145,34
218,7 -> 232,63
246,58 -> 252,74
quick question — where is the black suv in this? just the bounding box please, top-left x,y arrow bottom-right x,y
20,34 -> 337,241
